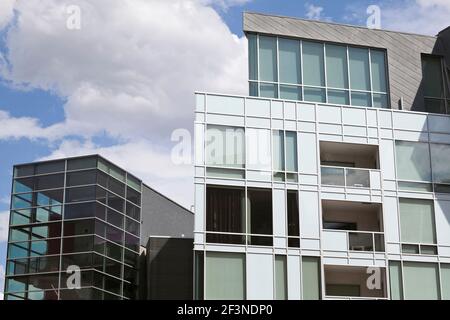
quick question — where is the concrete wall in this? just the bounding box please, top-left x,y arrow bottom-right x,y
141,185 -> 194,246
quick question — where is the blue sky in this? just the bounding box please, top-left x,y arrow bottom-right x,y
0,0 -> 449,297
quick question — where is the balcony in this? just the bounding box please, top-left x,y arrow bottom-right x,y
324,265 -> 388,300
319,142 -> 381,202
322,200 -> 385,254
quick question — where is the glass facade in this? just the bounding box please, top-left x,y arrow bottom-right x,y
4,156 -> 142,300
248,34 -> 389,108
421,55 -> 450,114
395,140 -> 450,193
389,261 -> 448,300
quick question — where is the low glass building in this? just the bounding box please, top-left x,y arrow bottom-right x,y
4,155 -> 194,300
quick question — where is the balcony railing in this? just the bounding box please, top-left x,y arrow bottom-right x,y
321,166 -> 374,188
323,229 -> 385,252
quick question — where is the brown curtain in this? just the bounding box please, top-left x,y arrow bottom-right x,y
206,187 -> 244,244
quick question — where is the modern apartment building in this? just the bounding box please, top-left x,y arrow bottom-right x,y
3,155 -> 193,300
193,13 -> 450,300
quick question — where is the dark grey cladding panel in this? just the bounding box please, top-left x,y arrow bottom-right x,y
140,185 -> 194,246
244,12 -> 448,112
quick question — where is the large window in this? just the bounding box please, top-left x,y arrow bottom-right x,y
421,55 -> 450,114
302,257 -> 321,300
206,186 -> 272,246
205,252 -> 245,300
206,186 -> 245,244
391,260 -> 443,300
206,125 -> 245,179
395,141 -> 450,192
403,262 -> 440,300
395,141 -> 431,182
248,34 -> 389,108
399,198 -> 436,253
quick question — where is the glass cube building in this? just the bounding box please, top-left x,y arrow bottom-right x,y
4,155 -> 145,300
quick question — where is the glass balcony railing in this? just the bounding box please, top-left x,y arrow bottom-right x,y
348,231 -> 384,252
321,166 -> 371,188
322,229 -> 385,253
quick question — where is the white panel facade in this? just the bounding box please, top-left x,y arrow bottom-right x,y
246,253 -> 274,300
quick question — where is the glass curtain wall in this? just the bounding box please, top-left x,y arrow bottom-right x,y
5,156 -> 142,300
248,34 -> 389,108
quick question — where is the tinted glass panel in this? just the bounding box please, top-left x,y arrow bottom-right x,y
37,190 -> 63,206
326,44 -> 348,89
259,83 -> 278,98
13,178 -> 34,193
108,193 -> 124,213
304,87 -> 326,103
106,224 -> 124,244
35,174 -> 64,190
351,91 -> 371,107
371,50 -> 387,92
280,85 -> 301,101
349,47 -> 370,91
126,202 -> 140,221
63,236 -> 94,253
108,178 -> 125,197
422,55 -> 444,98
35,161 -> 65,175
35,206 -> 62,223
279,38 -> 300,84
259,36 -> 277,82
67,157 -> 97,171
66,170 -> 96,187
125,233 -> 139,252
65,186 -> 96,203
303,41 -> 325,86
248,33 -> 258,81
328,89 -> 349,105
63,219 -> 95,236
126,187 -> 141,206
125,218 -> 140,237
106,242 -> 123,261
64,202 -> 96,220
14,165 -> 35,177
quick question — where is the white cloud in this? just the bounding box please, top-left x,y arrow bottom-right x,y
0,0 -> 16,29
1,0 -> 247,141
345,0 -> 450,36
40,139 -> 194,209
305,3 -> 332,22
0,0 -> 249,208
201,0 -> 252,9
0,110 -> 57,140
0,211 -> 9,242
